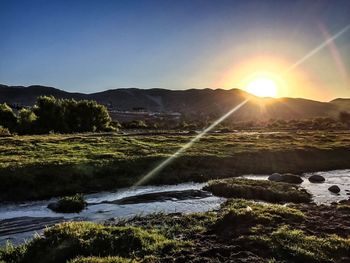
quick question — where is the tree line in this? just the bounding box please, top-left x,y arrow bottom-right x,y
0,96 -> 112,134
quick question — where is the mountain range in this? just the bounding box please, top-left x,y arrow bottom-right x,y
1,84 -> 349,121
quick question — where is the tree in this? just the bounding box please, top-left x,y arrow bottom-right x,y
32,96 -> 112,133
33,96 -> 65,133
0,103 -> 17,131
18,108 -> 37,134
72,100 -> 111,132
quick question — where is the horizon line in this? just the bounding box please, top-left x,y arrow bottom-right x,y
0,82 -> 348,102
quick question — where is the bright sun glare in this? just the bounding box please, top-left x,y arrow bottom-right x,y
245,78 -> 278,97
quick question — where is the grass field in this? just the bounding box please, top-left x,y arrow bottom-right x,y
1,130 -> 350,201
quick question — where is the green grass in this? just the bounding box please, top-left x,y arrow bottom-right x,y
1,131 -> 350,201
68,256 -> 139,263
204,178 -> 311,203
0,222 -> 186,263
252,226 -> 350,262
1,131 -> 350,169
212,199 -> 305,237
222,199 -> 305,220
115,212 -> 218,240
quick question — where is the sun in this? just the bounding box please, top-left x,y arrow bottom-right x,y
245,77 -> 278,97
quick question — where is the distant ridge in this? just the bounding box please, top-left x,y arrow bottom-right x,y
0,84 -> 349,120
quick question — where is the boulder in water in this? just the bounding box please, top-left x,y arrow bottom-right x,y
308,174 -> 325,183
104,189 -> 212,205
328,185 -> 340,194
268,173 -> 303,184
268,173 -> 282,182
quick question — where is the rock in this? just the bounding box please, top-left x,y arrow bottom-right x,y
308,174 -> 325,183
103,189 -> 212,205
268,173 -> 282,182
328,185 -> 341,194
268,173 -> 303,184
280,173 -> 303,184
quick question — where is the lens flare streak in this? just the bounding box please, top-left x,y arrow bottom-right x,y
283,24 -> 350,75
133,99 -> 249,186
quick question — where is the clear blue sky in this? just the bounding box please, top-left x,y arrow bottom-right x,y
1,0 -> 350,100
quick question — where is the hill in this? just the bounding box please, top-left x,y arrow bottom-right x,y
0,84 -> 348,121
330,98 -> 350,112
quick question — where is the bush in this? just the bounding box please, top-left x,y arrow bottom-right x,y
17,108 -> 37,134
122,120 -> 148,129
0,103 -> 17,131
204,178 -> 311,203
48,194 -> 86,213
0,126 -> 11,137
0,222 -> 183,263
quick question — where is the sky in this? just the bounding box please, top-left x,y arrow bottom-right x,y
1,0 -> 350,101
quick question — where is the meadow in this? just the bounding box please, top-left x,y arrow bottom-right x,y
1,130 -> 350,201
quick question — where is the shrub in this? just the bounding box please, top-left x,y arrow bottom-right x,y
204,178 -> 311,203
0,242 -> 27,263
0,126 -> 11,137
0,103 -> 17,131
48,194 -> 86,213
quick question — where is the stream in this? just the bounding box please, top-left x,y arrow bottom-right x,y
1,169 -> 350,246
0,182 -> 224,245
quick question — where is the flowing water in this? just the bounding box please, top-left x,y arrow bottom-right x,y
243,169 -> 350,204
0,182 -> 224,245
1,169 -> 350,246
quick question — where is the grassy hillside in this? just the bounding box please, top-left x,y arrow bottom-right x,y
1,131 -> 350,201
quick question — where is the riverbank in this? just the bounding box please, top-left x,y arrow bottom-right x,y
2,194 -> 350,262
1,170 -> 350,248
1,131 -> 350,201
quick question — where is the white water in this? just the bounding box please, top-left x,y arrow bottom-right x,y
243,169 -> 350,204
